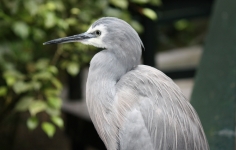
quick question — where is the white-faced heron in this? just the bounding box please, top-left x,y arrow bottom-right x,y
44,17 -> 209,150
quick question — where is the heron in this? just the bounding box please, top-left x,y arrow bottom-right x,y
44,17 -> 209,150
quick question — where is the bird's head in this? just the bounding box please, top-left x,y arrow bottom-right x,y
43,17 -> 143,51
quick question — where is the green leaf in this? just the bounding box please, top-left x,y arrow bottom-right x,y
0,86 -> 7,96
54,1 -> 65,11
24,0 -> 38,16
130,20 -> 143,33
109,0 -> 128,9
5,76 -> 16,86
3,70 -> 24,78
13,81 -> 30,94
51,116 -> 64,128
67,62 -> 80,76
51,78 -> 62,89
41,122 -> 56,138
44,12 -> 57,28
58,19 -> 69,30
46,2 -> 56,11
79,11 -> 92,23
47,96 -> 62,109
33,28 -> 46,40
70,8 -> 80,15
46,107 -> 61,116
142,8 -> 157,20
131,0 -> 148,4
27,116 -> 38,130
32,71 -> 52,80
47,66 -> 58,74
3,70 -> 24,86
29,100 -> 47,116
149,0 -> 162,6
15,96 -> 34,111
29,81 -> 41,90
104,7 -> 122,18
12,22 -> 29,39
174,19 -> 189,31
65,18 -> 77,26
35,59 -> 49,70
44,88 -> 60,97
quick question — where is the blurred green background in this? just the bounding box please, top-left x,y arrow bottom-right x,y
0,0 -> 161,149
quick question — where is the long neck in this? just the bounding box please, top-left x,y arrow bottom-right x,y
86,49 -> 140,149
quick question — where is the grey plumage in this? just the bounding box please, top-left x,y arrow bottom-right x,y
44,17 -> 209,150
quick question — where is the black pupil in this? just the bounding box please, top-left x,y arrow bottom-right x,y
96,31 -> 100,35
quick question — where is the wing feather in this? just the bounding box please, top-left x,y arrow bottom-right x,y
114,65 -> 209,150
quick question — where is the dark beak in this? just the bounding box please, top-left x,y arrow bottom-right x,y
43,33 -> 94,45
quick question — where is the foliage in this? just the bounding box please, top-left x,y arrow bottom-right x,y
0,0 -> 160,137
158,18 -> 209,50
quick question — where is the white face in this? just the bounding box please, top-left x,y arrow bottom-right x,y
81,24 -> 107,48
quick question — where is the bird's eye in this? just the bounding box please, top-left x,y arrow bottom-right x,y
95,30 -> 101,36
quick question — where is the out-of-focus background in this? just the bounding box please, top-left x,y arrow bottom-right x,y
0,0 -> 235,150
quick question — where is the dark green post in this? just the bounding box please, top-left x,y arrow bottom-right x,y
191,0 -> 236,149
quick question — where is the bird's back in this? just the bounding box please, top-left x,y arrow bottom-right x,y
114,65 -> 209,150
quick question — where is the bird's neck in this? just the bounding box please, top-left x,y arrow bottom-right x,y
86,49 -> 140,149
87,49 -> 140,109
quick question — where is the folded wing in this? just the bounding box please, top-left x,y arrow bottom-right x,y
114,65 -> 208,150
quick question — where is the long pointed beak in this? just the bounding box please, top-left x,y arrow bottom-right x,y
43,33 -> 94,45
